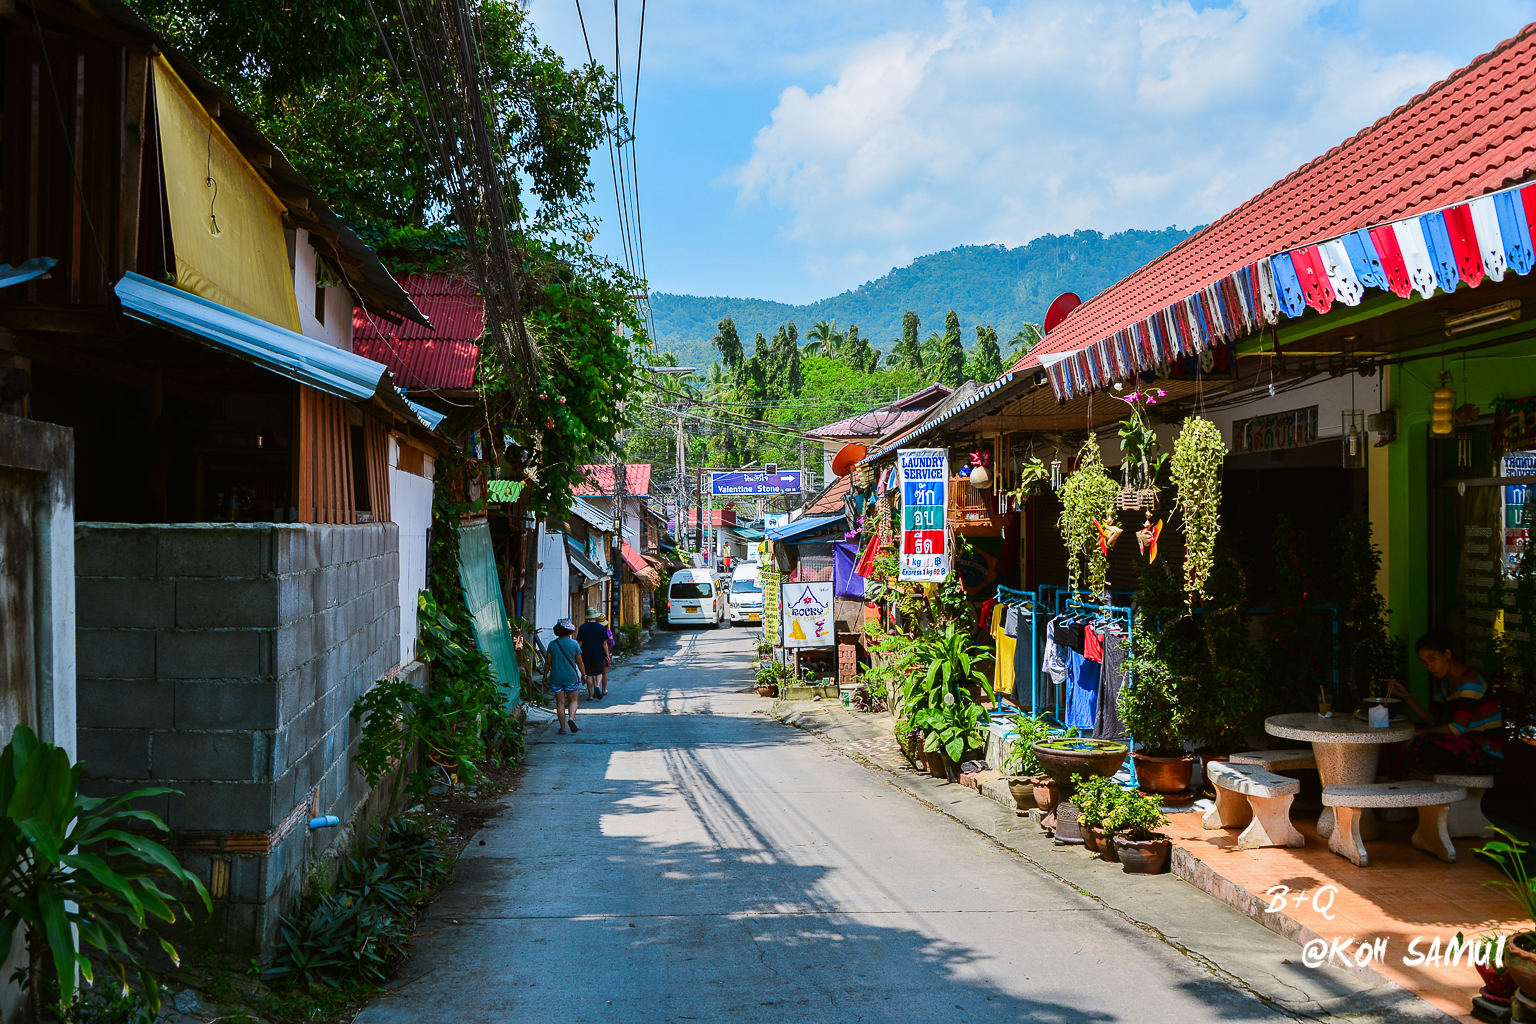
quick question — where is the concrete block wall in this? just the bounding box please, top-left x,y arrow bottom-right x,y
75,522 -> 403,951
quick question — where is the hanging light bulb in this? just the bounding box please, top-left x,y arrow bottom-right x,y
1431,371 -> 1455,436
1342,409 -> 1366,468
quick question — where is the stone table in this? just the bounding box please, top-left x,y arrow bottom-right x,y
1264,713 -> 1416,839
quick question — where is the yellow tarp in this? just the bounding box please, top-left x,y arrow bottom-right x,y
153,57 -> 301,331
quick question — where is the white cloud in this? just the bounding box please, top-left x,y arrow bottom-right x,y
727,0 -> 1530,294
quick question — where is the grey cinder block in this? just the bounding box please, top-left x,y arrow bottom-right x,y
173,680 -> 278,731
176,578 -> 280,629
77,727 -> 151,779
156,630 -> 265,679
157,527 -> 269,578
77,577 -> 175,628
74,526 -> 158,577
152,731 -> 256,782
77,628 -> 155,678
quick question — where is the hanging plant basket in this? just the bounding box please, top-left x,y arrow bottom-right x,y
1116,487 -> 1159,511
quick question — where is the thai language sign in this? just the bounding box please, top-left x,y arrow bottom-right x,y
1233,406 -> 1318,453
1503,451 -> 1536,574
710,470 -> 803,496
898,448 -> 949,582
780,581 -> 834,648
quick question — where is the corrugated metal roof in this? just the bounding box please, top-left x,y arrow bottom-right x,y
811,384 -> 954,439
566,537 -> 606,581
569,497 -> 611,531
1022,22 -> 1536,371
857,376 -> 1023,466
487,480 -> 524,504
0,258 -> 55,290
352,274 -> 484,390
575,464 -> 652,496
767,515 -> 843,543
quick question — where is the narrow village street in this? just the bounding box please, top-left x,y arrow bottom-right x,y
357,630 -> 1378,1024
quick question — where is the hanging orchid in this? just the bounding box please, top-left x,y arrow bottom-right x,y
1115,389 -> 1168,492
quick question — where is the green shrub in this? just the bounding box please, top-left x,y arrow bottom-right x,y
1103,792 -> 1169,840
1072,774 -> 1129,828
1005,715 -> 1052,776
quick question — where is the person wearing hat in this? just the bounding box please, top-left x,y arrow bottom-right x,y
544,619 -> 586,735
575,608 -> 611,700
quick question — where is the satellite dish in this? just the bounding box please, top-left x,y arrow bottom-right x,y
831,443 -> 868,478
1043,292 -> 1083,334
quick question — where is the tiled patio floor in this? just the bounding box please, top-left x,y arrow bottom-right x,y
1164,809 -> 1525,1023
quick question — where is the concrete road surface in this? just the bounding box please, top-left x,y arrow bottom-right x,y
356,627 -> 1291,1024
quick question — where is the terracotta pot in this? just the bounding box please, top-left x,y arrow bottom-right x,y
1092,826 -> 1122,863
1113,834 -> 1171,874
1476,962 -> 1517,1002
1006,777 -> 1038,811
1031,775 -> 1061,812
1081,822 -> 1100,853
1134,752 -> 1195,794
757,685 -> 778,697
1507,933 -> 1536,1001
920,749 -> 947,778
1032,739 -> 1130,789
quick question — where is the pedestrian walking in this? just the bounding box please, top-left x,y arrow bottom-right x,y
544,619 -> 585,735
575,609 -> 611,700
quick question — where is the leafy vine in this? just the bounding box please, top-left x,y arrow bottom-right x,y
1058,438 -> 1120,597
1170,416 -> 1225,599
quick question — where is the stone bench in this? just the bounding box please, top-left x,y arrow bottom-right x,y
1229,748 -> 1317,772
1431,772 -> 1496,838
1203,762 -> 1305,850
1321,781 -> 1466,867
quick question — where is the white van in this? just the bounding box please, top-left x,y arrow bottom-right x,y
729,563 -> 764,626
665,569 -> 727,629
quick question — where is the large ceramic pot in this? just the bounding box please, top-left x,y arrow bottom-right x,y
1090,826 -> 1121,863
1006,776 -> 1038,811
1507,934 -> 1536,1001
1081,822 -> 1100,853
1031,775 -> 1061,812
1032,739 -> 1130,791
1114,835 -> 1171,874
1134,752 -> 1195,794
920,749 -> 949,779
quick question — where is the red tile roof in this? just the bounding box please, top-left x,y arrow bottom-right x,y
352,274 -> 484,390
575,464 -> 652,496
1021,23 -> 1536,369
812,383 -> 954,439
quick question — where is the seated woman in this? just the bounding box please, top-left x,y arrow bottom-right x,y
1385,628 -> 1504,775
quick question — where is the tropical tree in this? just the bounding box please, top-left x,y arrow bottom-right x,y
1008,323 -> 1044,362
969,324 -> 1004,382
898,311 -> 922,370
938,310 -> 967,388
714,317 -> 744,373
803,320 -> 844,358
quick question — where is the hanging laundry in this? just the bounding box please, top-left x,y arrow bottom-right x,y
991,604 -> 1016,697
1041,618 -> 1068,692
1269,252 -> 1307,317
1063,647 -> 1100,730
1496,189 -> 1535,276
1256,258 -> 1281,324
1083,623 -> 1104,664
1093,634 -> 1130,741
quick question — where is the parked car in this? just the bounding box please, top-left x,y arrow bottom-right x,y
665,569 -> 728,629
729,563 -> 764,627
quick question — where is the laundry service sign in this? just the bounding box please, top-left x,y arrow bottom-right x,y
898,448 -> 949,582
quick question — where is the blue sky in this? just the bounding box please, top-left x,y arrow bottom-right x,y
525,0 -> 1536,305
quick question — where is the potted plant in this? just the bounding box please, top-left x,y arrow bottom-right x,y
1483,829 -> 1536,1000
898,624 -> 992,779
1169,415 -> 1225,600
1003,714 -> 1052,810
1058,438 -> 1121,599
1118,625 -> 1194,793
1031,737 -> 1129,791
1073,774 -> 1129,861
755,661 -> 788,697
1460,931 -> 1517,1003
1114,389 -> 1168,509
914,700 -> 989,780
1108,792 -> 1172,874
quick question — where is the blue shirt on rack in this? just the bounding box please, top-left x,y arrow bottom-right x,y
1063,648 -> 1100,730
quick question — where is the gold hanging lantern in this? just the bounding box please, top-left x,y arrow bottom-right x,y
1430,371 -> 1455,436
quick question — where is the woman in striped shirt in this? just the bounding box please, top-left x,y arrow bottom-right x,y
1386,628 -> 1504,774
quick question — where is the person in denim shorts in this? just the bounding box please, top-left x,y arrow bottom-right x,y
544,619 -> 586,735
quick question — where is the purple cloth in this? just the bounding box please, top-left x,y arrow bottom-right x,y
833,541 -> 865,599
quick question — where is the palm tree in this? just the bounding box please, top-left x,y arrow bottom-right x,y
803,319 -> 844,358
1008,323 -> 1044,362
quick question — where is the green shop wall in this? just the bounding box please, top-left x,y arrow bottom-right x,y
1380,331 -> 1536,697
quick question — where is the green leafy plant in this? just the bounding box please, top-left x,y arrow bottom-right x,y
1170,416 -> 1226,599
1103,791 -> 1169,840
898,624 -> 992,758
0,725 -> 210,1020
1481,828 -> 1536,939
1114,390 -> 1169,492
913,701 -> 990,763
620,623 -> 643,651
1059,438 -> 1121,597
1004,714 -> 1052,776
1119,620 -> 1183,755
264,817 -> 450,990
1072,773 -> 1129,829
755,661 -> 791,689
1006,457 -> 1050,505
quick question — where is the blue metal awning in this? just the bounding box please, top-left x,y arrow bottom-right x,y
406,398 -> 446,430
0,258 -> 56,290
766,514 -> 843,544
566,536 -> 607,582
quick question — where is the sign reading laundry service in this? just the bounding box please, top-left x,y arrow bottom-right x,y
780,581 -> 834,648
898,448 -> 949,582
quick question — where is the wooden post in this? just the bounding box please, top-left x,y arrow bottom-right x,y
119,50 -> 150,276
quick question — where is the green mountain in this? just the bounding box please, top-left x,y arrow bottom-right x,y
647,227 -> 1195,368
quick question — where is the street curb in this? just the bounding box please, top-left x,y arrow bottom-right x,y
763,699 -> 1449,1024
